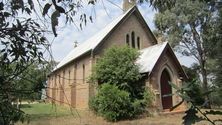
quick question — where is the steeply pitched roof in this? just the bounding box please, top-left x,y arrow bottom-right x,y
54,7 -> 135,71
137,42 -> 187,79
53,6 -> 157,72
136,42 -> 167,73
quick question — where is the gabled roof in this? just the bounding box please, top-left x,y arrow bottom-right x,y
136,42 -> 167,73
54,7 -> 133,71
137,42 -> 187,79
53,6 -> 157,72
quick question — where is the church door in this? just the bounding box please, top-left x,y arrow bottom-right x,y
160,69 -> 173,109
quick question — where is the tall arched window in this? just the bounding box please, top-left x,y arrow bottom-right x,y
63,70 -> 65,85
68,70 -> 71,84
82,64 -> 85,84
137,37 -> 140,49
131,31 -> 135,48
54,75 -> 57,87
74,64 -> 77,84
126,34 -> 130,46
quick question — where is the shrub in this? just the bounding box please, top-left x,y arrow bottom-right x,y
90,46 -> 141,95
89,84 -> 133,121
89,84 -> 154,121
89,46 -> 154,121
132,88 -> 154,115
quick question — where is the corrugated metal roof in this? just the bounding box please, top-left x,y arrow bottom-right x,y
136,42 -> 167,73
53,7 -> 134,71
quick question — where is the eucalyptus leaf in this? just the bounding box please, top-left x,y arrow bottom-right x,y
51,10 -> 61,37
42,3 -> 52,16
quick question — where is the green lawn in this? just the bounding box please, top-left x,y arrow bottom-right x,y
21,103 -> 77,121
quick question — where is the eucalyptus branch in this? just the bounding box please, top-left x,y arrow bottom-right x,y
191,102 -> 215,125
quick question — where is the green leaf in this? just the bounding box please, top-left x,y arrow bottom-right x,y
43,3 -> 52,16
4,12 -> 11,17
180,93 -> 192,102
55,5 -> 65,13
89,16 -> 93,23
51,10 -> 60,37
201,90 -> 214,96
169,82 -> 180,90
28,0 -> 34,10
16,19 -> 22,28
0,2 -> 4,10
25,8 -> 31,15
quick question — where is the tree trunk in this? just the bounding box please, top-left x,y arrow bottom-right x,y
200,62 -> 211,108
191,24 -> 211,108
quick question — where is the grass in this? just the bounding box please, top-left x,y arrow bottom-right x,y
21,103 -> 77,121
18,103 -> 222,125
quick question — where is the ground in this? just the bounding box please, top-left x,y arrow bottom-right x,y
16,103 -> 222,125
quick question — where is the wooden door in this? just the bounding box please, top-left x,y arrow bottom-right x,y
160,69 -> 172,109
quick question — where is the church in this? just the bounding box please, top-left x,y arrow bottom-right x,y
47,0 -> 187,112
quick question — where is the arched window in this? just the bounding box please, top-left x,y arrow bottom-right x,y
54,75 -> 57,87
51,77 -> 53,87
131,31 -> 135,48
126,34 -> 130,46
82,64 -> 85,84
68,70 -> 71,84
137,37 -> 140,49
63,70 -> 65,85
74,64 -> 77,84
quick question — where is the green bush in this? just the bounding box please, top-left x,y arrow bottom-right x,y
89,84 -> 133,121
89,84 -> 153,121
131,88 -> 154,115
89,46 -> 154,121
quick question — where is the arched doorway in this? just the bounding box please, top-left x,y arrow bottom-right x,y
160,69 -> 173,109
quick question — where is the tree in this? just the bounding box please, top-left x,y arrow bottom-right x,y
0,0 -> 168,124
154,0 -> 219,106
0,0 -> 100,124
1,0 -> 219,124
208,7 -> 222,106
14,62 -> 51,101
0,0 -> 48,124
90,46 -> 153,121
169,80 -> 222,125
182,65 -> 199,82
91,46 -> 142,98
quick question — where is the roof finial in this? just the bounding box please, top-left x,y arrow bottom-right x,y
74,40 -> 78,48
123,0 -> 136,12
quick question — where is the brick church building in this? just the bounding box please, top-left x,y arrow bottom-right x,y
47,0 -> 187,111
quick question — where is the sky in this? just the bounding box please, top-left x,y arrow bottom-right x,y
48,0 -> 196,67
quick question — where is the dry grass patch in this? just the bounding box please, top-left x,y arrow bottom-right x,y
16,103 -> 222,125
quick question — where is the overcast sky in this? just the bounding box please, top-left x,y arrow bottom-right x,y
47,1 -> 196,67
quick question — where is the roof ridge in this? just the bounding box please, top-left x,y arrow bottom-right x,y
140,42 -> 167,52
53,7 -> 136,72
